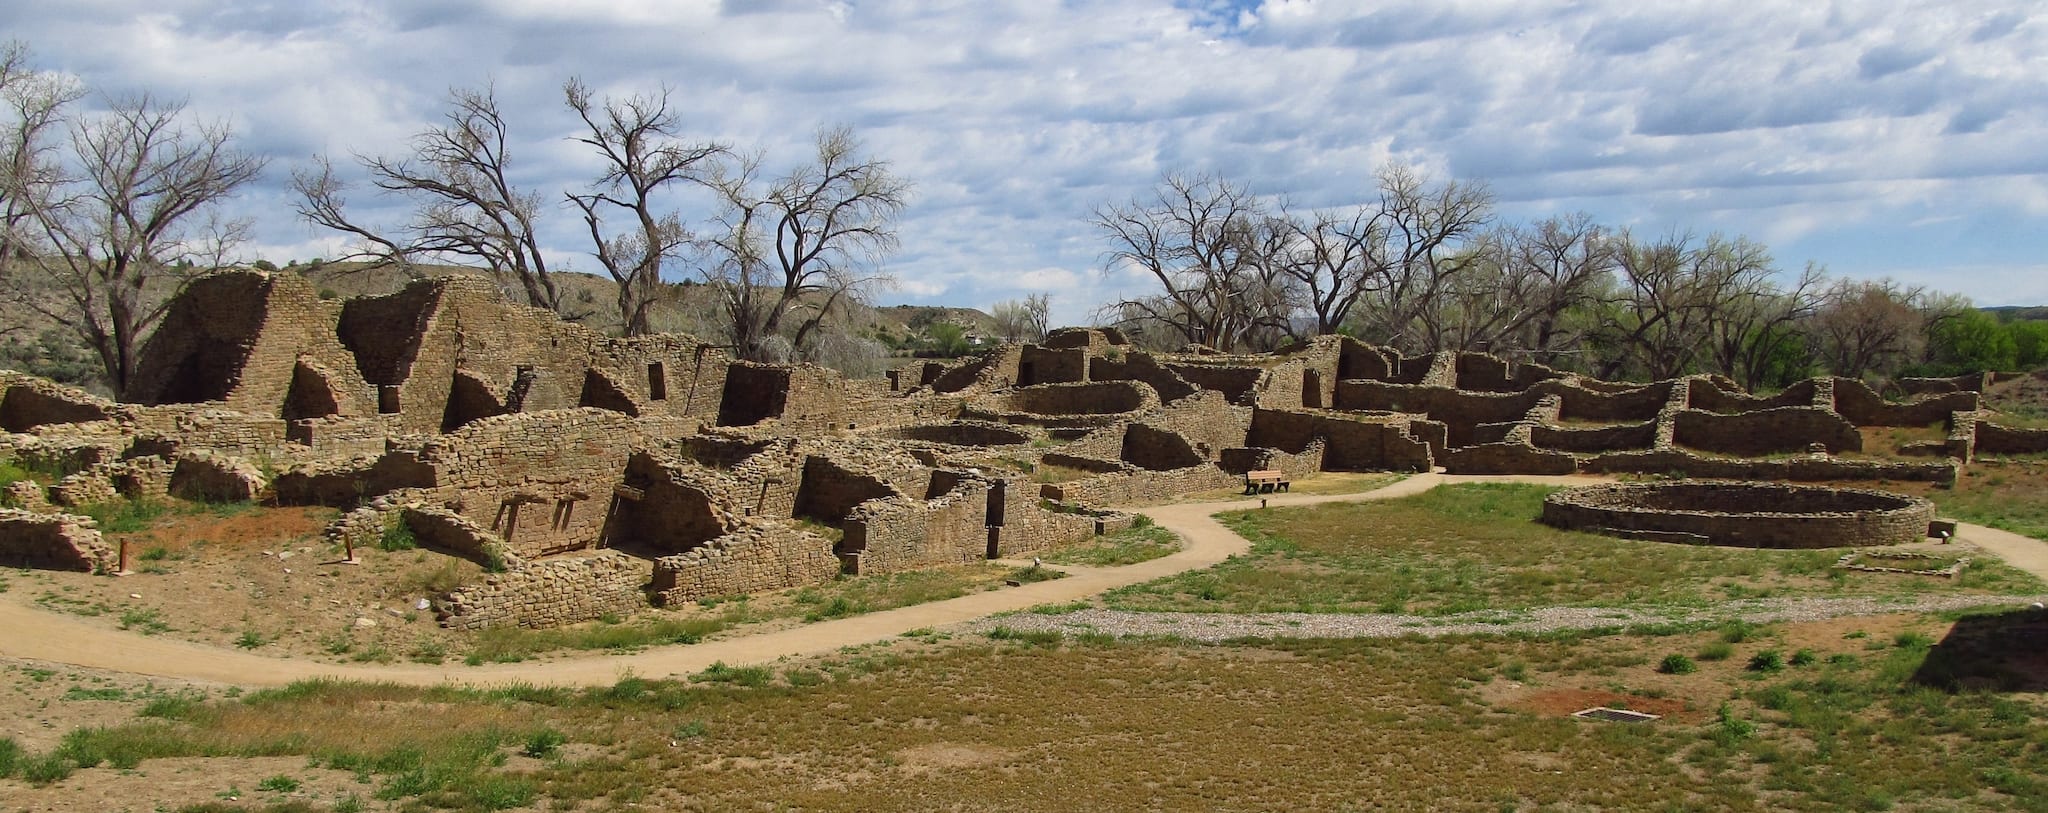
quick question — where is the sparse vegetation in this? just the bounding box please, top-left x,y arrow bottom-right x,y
1106,483 -> 2043,615
1041,523 -> 1181,567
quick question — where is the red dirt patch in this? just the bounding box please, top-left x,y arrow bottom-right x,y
1505,688 -> 1704,723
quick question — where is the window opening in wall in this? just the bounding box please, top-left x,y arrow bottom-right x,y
647,362 -> 667,401
495,501 -> 520,540
552,498 -> 576,531
378,385 -> 401,414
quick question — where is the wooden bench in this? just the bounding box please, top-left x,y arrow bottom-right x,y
1243,469 -> 1290,495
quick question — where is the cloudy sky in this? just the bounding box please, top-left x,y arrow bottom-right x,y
11,0 -> 2046,324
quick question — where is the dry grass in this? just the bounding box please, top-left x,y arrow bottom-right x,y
1106,483 -> 2044,615
17,610 -> 2047,811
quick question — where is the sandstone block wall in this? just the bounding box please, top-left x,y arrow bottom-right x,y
438,550 -> 649,630
841,480 -> 991,575
1670,407 -> 1862,456
0,509 -> 113,571
1542,482 -> 1935,548
1246,409 -> 1433,472
649,521 -> 841,605
0,373 -> 118,432
1975,421 -> 2048,455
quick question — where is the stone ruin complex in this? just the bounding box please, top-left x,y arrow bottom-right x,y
3,269 -> 2045,630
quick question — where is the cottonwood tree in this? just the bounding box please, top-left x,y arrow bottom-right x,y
1346,165 -> 1495,353
1408,213 -> 1617,357
1806,279 -> 1926,382
3,90 -> 264,393
293,84 -> 567,316
702,126 -> 908,362
0,42 -> 83,311
563,77 -> 727,336
1093,174 -> 1294,352
991,292 -> 1050,342
1589,232 -> 1788,381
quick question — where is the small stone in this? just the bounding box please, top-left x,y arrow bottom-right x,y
128,593 -> 142,599
415,597 -> 431,611
353,617 -> 377,629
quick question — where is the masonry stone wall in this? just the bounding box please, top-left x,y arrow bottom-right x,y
1333,381 -> 1541,446
1686,378 -> 1821,414
1164,362 -> 1265,405
438,550 -> 650,630
1900,372 -> 1992,395
1542,482 -> 1935,548
1084,352 -> 1199,403
0,509 -> 112,571
1043,463 -> 1236,507
1441,443 -> 1579,475
841,479 -> 991,575
1531,421 -> 1659,453
1219,439 -> 1327,481
868,421 -> 1035,447
1549,380 -> 1674,422
1019,345 -> 1089,386
1828,378 -> 1980,427
1975,421 -> 2048,455
1671,407 -> 1862,456
988,478 -> 1100,557
649,520 -> 841,605
0,373 -> 118,432
1246,409 -> 1434,471
1581,449 -> 1958,483
169,451 -> 269,502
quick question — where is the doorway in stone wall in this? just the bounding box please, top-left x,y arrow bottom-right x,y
1303,369 -> 1323,408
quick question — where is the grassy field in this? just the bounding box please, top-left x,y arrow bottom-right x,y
1039,521 -> 1181,567
1103,483 -> 2045,616
5,608 -> 2043,811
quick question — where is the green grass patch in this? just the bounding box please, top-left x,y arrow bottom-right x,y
34,613 -> 2045,811
1041,524 -> 1181,567
1106,483 -> 2045,615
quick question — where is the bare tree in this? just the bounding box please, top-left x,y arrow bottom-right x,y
5,92 -> 264,393
1093,174 -> 1293,352
293,84 -> 568,316
991,292 -> 1051,343
702,126 -> 908,362
0,42 -> 84,296
1345,165 -> 1495,352
1590,232 -> 1787,382
563,78 -> 727,336
1806,278 -> 1926,381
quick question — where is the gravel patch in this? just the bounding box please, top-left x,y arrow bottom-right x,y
966,594 -> 2048,643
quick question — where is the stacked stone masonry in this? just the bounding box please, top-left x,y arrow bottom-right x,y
2,270 -> 2030,630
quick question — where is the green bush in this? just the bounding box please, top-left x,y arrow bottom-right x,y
379,518 -> 419,552
1657,654 -> 1697,675
1697,641 -> 1734,661
520,728 -> 565,758
1746,650 -> 1785,672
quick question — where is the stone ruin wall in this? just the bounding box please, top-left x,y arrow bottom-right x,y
0,508 -> 113,572
1542,483 -> 1937,548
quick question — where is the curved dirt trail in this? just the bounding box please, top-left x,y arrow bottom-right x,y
2,472 -> 2041,688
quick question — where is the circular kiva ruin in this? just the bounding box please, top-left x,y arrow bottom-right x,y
1541,482 -> 1938,548
1,268 -> 2039,633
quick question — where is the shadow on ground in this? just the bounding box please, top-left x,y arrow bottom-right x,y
1915,608 -> 2048,691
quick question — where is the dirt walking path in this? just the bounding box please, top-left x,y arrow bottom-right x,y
3,472 -> 2043,688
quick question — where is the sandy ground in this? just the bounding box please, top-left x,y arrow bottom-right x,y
8,472 -> 2043,691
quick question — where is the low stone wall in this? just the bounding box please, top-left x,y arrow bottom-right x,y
438,550 -> 650,630
169,451 -> 269,502
1042,464 -> 1236,508
841,481 -> 991,575
1542,482 -> 1935,548
1549,380 -> 1673,422
1581,449 -> 1958,483
1685,378 -> 1820,414
1830,379 -> 1979,427
286,416 -> 390,459
1975,421 -> 2048,455
1531,421 -> 1658,453
1441,443 -> 1578,475
1899,372 -> 1991,395
1671,407 -> 1862,456
0,509 -> 113,572
1245,409 -> 1433,472
869,421 -> 1034,447
1218,439 -> 1326,481
649,521 -> 841,605
0,374 -> 118,432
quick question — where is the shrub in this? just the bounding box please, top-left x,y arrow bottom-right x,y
1697,641 -> 1734,661
690,662 -> 772,688
257,774 -> 301,792
520,728 -> 565,759
1658,654 -> 1698,675
1746,650 -> 1785,672
1789,648 -> 1817,666
20,752 -> 72,785
0,736 -> 21,778
379,518 -> 419,552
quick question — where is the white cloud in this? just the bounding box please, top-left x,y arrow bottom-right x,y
4,0 -> 2044,328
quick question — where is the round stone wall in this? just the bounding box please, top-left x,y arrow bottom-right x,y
1541,482 -> 1935,548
